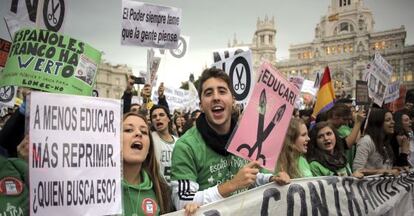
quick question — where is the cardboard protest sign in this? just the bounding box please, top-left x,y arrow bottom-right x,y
366,52 -> 393,106
355,80 -> 369,105
28,92 -> 122,216
0,38 -> 12,67
4,0 -> 67,38
211,50 -> 254,108
384,80 -> 400,104
0,28 -> 101,96
226,62 -> 299,171
121,0 -> 182,49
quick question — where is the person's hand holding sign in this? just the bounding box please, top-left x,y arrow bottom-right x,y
218,161 -> 260,198
270,171 -> 291,185
158,82 -> 165,98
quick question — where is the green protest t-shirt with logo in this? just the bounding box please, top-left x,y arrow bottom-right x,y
338,125 -> 356,170
122,170 -> 160,216
0,156 -> 29,216
309,161 -> 352,177
171,127 -> 250,194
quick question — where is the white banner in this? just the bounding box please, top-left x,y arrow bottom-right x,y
384,81 -> 400,104
165,172 -> 414,216
28,92 -> 122,216
152,86 -> 199,113
121,0 -> 182,49
211,49 -> 254,108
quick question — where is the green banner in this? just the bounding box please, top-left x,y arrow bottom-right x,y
0,28 -> 102,96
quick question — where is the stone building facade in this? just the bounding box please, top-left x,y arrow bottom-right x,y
94,61 -> 132,99
230,0 -> 414,96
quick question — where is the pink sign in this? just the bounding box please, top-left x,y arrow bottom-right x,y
226,62 -> 300,171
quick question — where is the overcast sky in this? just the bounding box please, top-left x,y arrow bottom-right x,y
1,0 -> 413,87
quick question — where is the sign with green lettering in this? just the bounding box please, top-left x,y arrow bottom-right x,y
0,28 -> 101,96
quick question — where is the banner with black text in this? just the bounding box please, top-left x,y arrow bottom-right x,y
165,173 -> 414,216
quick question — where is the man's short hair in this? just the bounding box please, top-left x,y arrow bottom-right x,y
197,67 -> 232,100
149,105 -> 171,122
327,103 -> 351,119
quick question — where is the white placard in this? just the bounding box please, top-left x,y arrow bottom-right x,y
211,50 -> 254,107
366,52 -> 393,106
121,0 -> 182,49
152,85 -> 199,113
29,92 -> 122,216
5,0 -> 66,38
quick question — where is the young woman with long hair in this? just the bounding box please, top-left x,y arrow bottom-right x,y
122,112 -> 172,215
391,111 -> 412,167
277,118 -> 313,178
306,121 -> 362,177
353,108 -> 400,176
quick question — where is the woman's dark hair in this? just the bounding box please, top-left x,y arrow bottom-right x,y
307,121 -> 345,158
306,121 -> 348,172
393,110 -> 410,136
149,105 -> 173,134
364,108 -> 394,163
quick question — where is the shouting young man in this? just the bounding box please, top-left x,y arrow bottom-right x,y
150,105 -> 177,184
170,68 -> 290,210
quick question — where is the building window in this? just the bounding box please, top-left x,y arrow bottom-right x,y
406,73 -> 413,81
349,24 -> 354,32
269,35 -> 273,44
340,22 -> 349,32
260,35 -> 265,44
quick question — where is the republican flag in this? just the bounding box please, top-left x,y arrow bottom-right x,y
311,66 -> 336,119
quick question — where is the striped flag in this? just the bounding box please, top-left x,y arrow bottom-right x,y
311,66 -> 336,119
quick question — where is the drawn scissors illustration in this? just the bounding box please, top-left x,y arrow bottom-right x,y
234,67 -> 245,90
236,89 -> 286,166
47,0 -> 60,24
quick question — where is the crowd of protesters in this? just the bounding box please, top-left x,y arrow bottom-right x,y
1,67 -> 414,215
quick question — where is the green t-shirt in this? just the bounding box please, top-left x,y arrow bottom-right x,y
338,125 -> 356,171
0,156 -> 29,216
298,156 -> 313,178
309,160 -> 352,177
171,127 -> 250,194
122,170 -> 160,216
